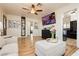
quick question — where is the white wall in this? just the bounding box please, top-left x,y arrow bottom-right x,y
0,7 -> 3,21
0,7 -> 4,35
26,17 -> 42,36
55,4 -> 79,48
6,14 -> 21,37
77,10 -> 79,48
33,22 -> 42,36
6,14 -> 42,37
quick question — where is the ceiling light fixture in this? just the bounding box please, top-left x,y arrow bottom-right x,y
31,8 -> 36,13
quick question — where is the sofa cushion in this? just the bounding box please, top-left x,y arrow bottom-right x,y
0,43 -> 18,56
35,40 -> 66,56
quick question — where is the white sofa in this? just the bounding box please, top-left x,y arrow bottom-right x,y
0,36 -> 17,47
0,36 -> 18,56
35,40 -> 66,56
0,43 -> 18,56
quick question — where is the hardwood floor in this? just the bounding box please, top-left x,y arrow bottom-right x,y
18,36 -> 35,56
18,36 -> 78,56
64,38 -> 78,56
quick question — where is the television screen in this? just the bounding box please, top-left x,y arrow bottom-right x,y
42,12 -> 56,25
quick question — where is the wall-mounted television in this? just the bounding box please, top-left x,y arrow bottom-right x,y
42,12 -> 56,25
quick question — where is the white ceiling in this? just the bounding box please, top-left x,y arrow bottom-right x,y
0,3 -> 69,19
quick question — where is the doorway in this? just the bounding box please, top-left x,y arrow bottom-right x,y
63,9 -> 77,55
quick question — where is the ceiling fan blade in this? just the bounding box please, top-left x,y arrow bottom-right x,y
36,10 -> 43,12
22,7 -> 29,10
37,3 -> 42,6
34,12 -> 38,15
32,4 -> 35,8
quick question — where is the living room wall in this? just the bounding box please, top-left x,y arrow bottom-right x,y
0,7 -> 3,21
6,14 -> 41,37
55,4 -> 79,48
0,7 -> 4,35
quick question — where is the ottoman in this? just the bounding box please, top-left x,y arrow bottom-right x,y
35,40 -> 66,56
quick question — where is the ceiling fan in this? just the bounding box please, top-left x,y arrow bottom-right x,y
22,3 -> 43,15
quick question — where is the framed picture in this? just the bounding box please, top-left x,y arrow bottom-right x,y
21,17 -> 26,36
42,12 -> 56,26
8,20 -> 19,28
